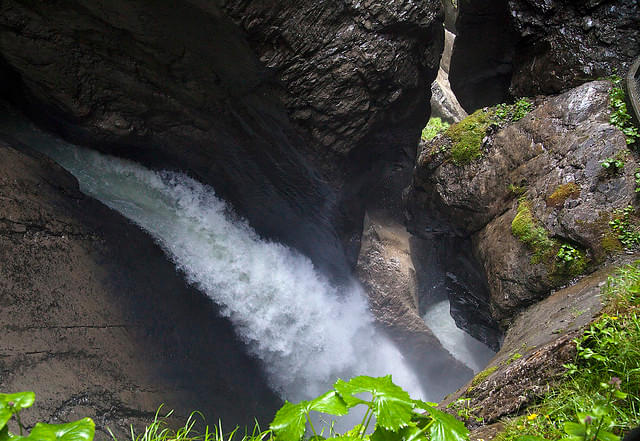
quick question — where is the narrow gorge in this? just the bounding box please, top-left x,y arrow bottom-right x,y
0,1 -> 639,441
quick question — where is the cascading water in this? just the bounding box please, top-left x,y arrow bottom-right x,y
1,109 -> 426,407
423,300 -> 495,373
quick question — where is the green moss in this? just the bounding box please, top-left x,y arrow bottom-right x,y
445,109 -> 492,165
509,183 -> 528,197
421,117 -> 450,142
469,365 -> 498,390
601,232 -> 623,254
511,199 -> 555,263
546,183 -> 580,208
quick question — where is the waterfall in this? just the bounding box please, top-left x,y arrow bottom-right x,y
3,112 -> 425,404
423,300 -> 495,373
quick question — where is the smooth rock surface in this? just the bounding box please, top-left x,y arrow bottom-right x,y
356,212 -> 474,399
0,138 -> 280,439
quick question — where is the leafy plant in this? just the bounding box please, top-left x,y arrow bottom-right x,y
0,391 -> 94,441
270,375 -> 468,441
495,99 -> 533,123
447,399 -> 483,424
601,158 -> 624,174
421,118 -> 450,142
634,169 -> 640,193
556,244 -> 580,264
609,206 -> 640,249
608,77 -> 640,147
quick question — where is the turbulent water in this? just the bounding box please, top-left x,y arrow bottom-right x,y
3,112 -> 427,404
423,300 -> 495,373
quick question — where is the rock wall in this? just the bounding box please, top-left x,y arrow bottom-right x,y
0,0 -> 445,278
0,138 -> 280,439
449,0 -> 640,111
406,81 -> 638,326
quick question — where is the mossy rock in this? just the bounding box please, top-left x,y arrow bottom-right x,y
546,183 -> 580,208
444,108 -> 493,166
469,366 -> 498,390
511,199 -> 555,263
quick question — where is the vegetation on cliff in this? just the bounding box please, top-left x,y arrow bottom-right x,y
495,261 -> 640,441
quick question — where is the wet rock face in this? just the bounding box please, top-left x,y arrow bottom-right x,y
440,262 -> 628,426
407,81 -> 638,325
509,0 -> 640,97
0,139 -> 280,439
449,0 -> 640,111
356,213 -> 474,399
449,0 -> 517,112
0,0 -> 444,278
222,0 -> 443,157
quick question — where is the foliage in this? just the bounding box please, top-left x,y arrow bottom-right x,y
421,118 -> 450,142
609,206 -> 640,249
600,158 -> 625,174
547,183 -> 580,208
554,244 -> 587,277
270,375 -> 468,441
608,77 -> 640,147
495,261 -> 640,441
635,169 -> 640,193
495,99 -> 533,123
0,391 -> 94,441
509,183 -> 528,197
446,399 -> 483,424
511,199 -> 555,263
108,408 -> 273,441
445,109 -> 492,165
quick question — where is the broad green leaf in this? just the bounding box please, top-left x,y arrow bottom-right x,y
371,426 -> 404,441
270,401 -> 309,441
564,422 -> 586,437
597,430 -> 620,441
25,418 -> 95,441
309,391 -> 348,416
422,405 -> 468,441
334,376 -> 414,431
0,426 -> 10,441
515,436 -> 548,441
0,392 -> 36,429
371,423 -> 425,441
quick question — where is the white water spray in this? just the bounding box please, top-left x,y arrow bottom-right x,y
7,119 -> 425,403
423,300 -> 495,373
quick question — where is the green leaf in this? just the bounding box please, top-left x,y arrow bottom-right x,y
25,418 -> 95,441
309,391 -> 348,416
0,392 -> 36,429
0,426 -> 10,441
420,405 -> 468,441
270,401 -> 309,441
371,424 -> 425,441
597,430 -> 620,441
334,376 -> 414,431
564,422 -> 586,437
614,390 -> 628,399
